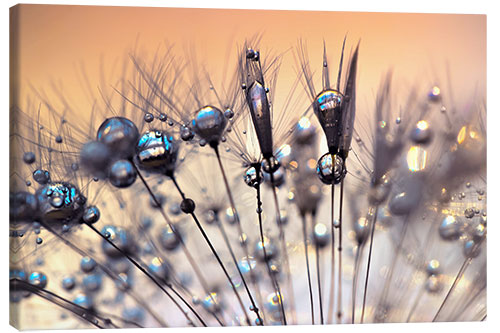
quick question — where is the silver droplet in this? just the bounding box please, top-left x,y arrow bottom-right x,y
316,153 -> 345,185
73,293 -> 93,309
109,159 -> 137,188
191,106 -> 227,145
144,113 -> 154,123
36,182 -> 84,224
101,225 -> 136,258
354,216 -> 370,245
426,259 -> 440,275
82,206 -> 100,224
254,237 -> 277,262
313,223 -> 329,247
428,86 -> 441,102
368,174 -> 392,205
244,166 -> 263,188
410,120 -> 432,145
464,208 -> 475,219
158,226 -> 181,251
80,257 -> 97,273
23,152 -> 36,164
463,238 -> 482,258
62,276 -> 76,290
83,273 -> 102,292
97,117 -> 139,159
29,272 -> 47,288
136,131 -> 178,175
439,215 -> 463,241
33,169 -> 51,185
425,274 -> 442,293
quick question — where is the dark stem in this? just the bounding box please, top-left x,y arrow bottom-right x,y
12,278 -> 145,328
169,174 -> 253,326
11,278 -> 110,329
337,178 -> 345,321
213,146 -> 265,325
360,205 -> 379,324
301,214 -> 315,324
85,222 -> 206,327
327,185 -> 336,323
133,163 -> 225,325
39,222 -> 167,327
268,165 -> 297,323
214,213 -> 264,325
255,180 -> 288,325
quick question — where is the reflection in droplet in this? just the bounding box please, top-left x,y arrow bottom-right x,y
407,146 -> 427,172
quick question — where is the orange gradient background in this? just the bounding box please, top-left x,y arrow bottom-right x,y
11,5 -> 486,118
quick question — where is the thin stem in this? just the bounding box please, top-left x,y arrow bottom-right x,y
133,164 -> 225,325
213,146 -> 265,324
10,278 -> 108,329
301,214 -> 315,324
268,167 -> 296,324
11,278 -> 145,328
327,185 -> 336,324
85,222 -> 206,327
256,180 -> 288,325
360,205 -> 379,324
214,213 -> 264,325
337,178 -> 345,321
432,257 -> 472,322
39,222 -> 167,327
170,175 -> 253,326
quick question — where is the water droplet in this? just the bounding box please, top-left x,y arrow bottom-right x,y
23,152 -> 36,164
464,208 -> 475,219
33,169 -> 50,185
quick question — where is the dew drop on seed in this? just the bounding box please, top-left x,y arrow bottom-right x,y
33,169 -> 50,185
23,152 -> 36,164
80,257 -> 97,273
29,272 -> 48,288
224,109 -> 234,119
464,208 -> 475,219
83,206 -> 100,224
